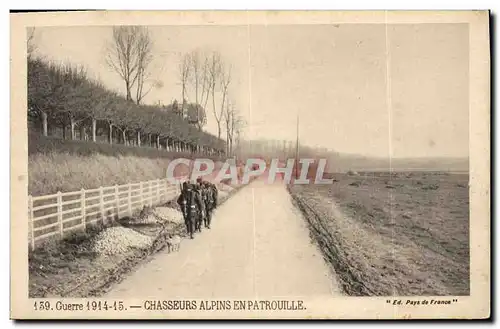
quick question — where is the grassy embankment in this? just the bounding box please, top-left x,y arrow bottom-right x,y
29,133 -> 225,197
289,171 -> 470,296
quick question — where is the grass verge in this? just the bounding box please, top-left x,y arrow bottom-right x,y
288,171 -> 469,296
29,133 -> 224,196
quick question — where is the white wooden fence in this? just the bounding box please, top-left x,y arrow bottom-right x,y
28,177 -> 186,250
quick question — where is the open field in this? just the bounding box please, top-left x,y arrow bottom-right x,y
288,171 -> 469,296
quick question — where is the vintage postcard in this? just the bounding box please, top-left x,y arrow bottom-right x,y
10,10 -> 490,320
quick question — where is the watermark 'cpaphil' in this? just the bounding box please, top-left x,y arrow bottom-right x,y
166,157 -> 333,185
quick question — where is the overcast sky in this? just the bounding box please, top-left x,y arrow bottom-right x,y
32,23 -> 469,158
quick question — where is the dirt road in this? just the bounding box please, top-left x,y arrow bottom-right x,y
106,178 -> 340,299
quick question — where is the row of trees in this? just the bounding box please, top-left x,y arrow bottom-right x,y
27,26 -> 245,156
27,57 -> 226,155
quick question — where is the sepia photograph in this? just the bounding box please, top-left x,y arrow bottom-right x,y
10,10 -> 490,319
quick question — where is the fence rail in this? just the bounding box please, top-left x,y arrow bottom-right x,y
28,177 -> 187,250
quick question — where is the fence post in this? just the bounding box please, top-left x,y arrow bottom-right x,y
165,179 -> 170,201
156,179 -> 160,205
128,183 -> 132,216
99,186 -> 104,225
139,181 -> 144,209
115,185 -> 119,219
167,179 -> 171,201
28,195 -> 34,251
148,180 -> 153,207
81,188 -> 86,231
57,191 -> 63,238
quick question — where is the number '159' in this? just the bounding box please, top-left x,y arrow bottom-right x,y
33,301 -> 51,310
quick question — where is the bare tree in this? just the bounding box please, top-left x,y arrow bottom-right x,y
178,53 -> 191,116
188,50 -> 204,105
217,63 -> 231,139
179,50 -> 207,129
200,56 -> 211,110
182,49 -> 210,130
135,34 -> 155,105
206,53 -> 222,137
204,52 -> 231,141
106,26 -> 153,104
224,100 -> 244,156
179,49 -> 232,133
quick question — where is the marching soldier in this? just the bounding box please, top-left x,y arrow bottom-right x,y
210,182 -> 218,209
194,178 -> 206,233
177,181 -> 203,239
202,181 -> 214,229
177,181 -> 189,231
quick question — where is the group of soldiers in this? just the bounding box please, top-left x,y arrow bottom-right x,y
176,177 -> 219,239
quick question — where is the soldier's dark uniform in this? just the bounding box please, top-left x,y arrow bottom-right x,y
210,182 -> 218,208
194,179 -> 206,232
201,182 -> 211,228
177,182 -> 203,239
177,182 -> 192,231
202,181 -> 218,229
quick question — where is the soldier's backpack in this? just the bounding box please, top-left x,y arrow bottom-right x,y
184,187 -> 199,215
210,184 -> 218,204
205,186 -> 214,209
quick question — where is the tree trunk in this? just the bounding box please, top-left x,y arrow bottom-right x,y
156,135 -> 160,149
108,123 -> 113,144
62,123 -> 66,140
41,111 -> 48,137
122,130 -> 127,146
126,80 -> 132,101
79,125 -> 86,141
137,131 -> 141,147
92,118 -> 97,142
181,88 -> 185,117
69,116 -> 76,140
